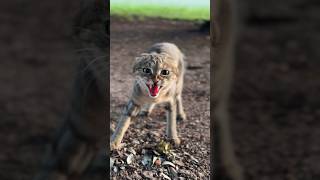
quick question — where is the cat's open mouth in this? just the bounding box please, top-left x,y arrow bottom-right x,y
146,83 -> 162,97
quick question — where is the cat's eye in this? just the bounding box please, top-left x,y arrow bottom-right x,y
143,68 -> 152,74
160,70 -> 170,76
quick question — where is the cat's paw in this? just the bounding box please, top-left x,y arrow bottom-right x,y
110,141 -> 124,151
164,136 -> 181,147
172,137 -> 181,147
177,113 -> 186,122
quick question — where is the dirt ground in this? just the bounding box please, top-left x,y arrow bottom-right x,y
0,0 -> 319,180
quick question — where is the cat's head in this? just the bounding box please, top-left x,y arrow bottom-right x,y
133,52 -> 178,98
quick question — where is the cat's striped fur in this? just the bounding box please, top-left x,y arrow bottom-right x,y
111,42 -> 186,150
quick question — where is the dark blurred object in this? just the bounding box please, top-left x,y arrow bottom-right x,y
34,0 -> 109,180
200,20 -> 210,32
0,0 -> 108,180
219,0 -> 320,180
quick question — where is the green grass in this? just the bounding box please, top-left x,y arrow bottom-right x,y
110,4 -> 209,21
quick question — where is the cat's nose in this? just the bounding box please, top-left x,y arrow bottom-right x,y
152,77 -> 159,83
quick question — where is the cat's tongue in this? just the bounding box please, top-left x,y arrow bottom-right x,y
148,84 -> 159,97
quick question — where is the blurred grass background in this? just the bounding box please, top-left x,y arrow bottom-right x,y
110,0 -> 210,21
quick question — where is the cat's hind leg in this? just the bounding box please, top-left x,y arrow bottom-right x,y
166,100 -> 181,145
176,94 -> 186,122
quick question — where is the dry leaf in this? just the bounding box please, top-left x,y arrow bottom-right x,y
157,140 -> 172,155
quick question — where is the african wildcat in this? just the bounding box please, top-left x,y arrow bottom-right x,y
111,42 -> 186,150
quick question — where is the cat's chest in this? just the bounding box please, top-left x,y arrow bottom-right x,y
133,93 -> 171,105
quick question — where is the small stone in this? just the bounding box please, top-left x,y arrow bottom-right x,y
132,139 -> 140,144
142,171 -> 154,179
160,172 -> 171,180
162,161 -> 176,168
175,160 -> 185,167
110,158 -> 114,170
113,166 -> 118,173
128,147 -> 137,155
168,167 -> 178,178
190,156 -> 199,164
155,159 -> 161,166
126,154 -> 134,164
197,171 -> 204,177
153,150 -> 160,156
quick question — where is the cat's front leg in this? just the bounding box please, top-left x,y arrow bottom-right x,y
166,100 -> 181,145
110,100 -> 139,150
